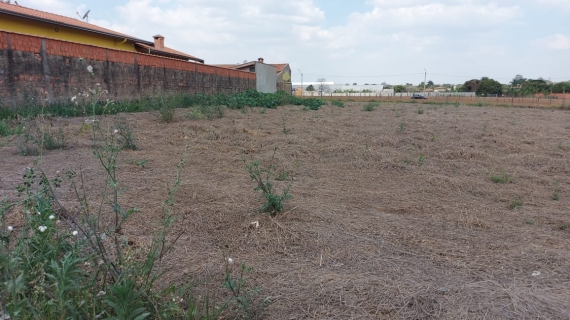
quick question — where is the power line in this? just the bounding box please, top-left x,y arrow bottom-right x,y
302,72 -> 424,78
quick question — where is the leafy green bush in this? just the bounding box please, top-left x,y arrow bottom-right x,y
362,102 -> 379,111
244,149 -> 292,216
331,100 -> 345,108
2,90 -> 326,121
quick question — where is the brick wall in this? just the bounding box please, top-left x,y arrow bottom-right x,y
0,31 -> 257,107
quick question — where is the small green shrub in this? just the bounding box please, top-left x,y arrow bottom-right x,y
509,199 -> 524,210
417,108 -> 424,114
418,154 -> 426,165
17,118 -> 66,155
223,261 -> 271,319
114,117 -> 139,150
244,149 -> 292,216
397,121 -> 406,133
331,100 -> 345,108
157,96 -> 176,123
0,119 -> 12,136
277,171 -> 289,181
490,171 -> 512,184
362,101 -> 379,112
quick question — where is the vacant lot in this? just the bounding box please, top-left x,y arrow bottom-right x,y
1,102 -> 570,319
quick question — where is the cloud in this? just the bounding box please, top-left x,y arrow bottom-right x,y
352,2 -> 523,29
535,0 -> 570,9
536,34 -> 570,50
24,0 -> 87,18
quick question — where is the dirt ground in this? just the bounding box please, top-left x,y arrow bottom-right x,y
1,102 -> 570,319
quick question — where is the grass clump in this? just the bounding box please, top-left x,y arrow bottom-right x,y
244,148 -> 292,216
362,101 -> 380,111
509,199 -> 524,210
553,187 -> 560,201
17,117 -> 66,156
397,121 -> 406,133
156,95 -> 177,123
187,104 -> 225,120
490,170 -> 513,184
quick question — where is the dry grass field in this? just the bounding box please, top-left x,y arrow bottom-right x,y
1,101 -> 570,319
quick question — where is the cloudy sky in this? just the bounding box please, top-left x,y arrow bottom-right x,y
22,0 -> 570,85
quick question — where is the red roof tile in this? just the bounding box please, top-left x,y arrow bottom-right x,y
213,62 -> 288,74
270,64 -> 288,74
0,2 -> 152,45
135,42 -> 204,63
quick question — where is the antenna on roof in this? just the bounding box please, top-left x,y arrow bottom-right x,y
76,9 -> 90,22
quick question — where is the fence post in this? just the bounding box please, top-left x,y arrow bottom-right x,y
563,90 -> 566,109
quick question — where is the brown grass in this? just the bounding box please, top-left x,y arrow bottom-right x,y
1,102 -> 570,319
325,95 -> 570,109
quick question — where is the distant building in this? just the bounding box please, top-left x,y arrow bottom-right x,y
214,58 -> 292,92
292,82 -> 383,93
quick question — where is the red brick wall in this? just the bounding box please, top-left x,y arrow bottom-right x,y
0,31 -> 256,107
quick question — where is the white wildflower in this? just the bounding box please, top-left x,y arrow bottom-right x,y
38,226 -> 47,233
49,214 -> 55,220
7,226 -> 13,232
532,271 -> 541,277
95,83 -> 100,86
71,95 -> 76,102
227,257 -> 234,265
114,129 -> 119,134
87,65 -> 93,73
97,291 -> 106,297
72,230 -> 78,236
36,211 -> 41,215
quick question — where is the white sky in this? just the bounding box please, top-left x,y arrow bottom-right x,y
22,0 -> 570,85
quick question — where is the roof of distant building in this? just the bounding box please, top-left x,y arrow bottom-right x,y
213,61 -> 288,74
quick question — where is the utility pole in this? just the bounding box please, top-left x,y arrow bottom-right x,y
298,69 -> 303,96
423,68 -> 426,95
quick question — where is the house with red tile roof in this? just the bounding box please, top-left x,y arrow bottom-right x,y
214,58 -> 291,92
0,1 -> 204,63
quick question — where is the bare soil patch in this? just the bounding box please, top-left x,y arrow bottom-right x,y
1,102 -> 570,319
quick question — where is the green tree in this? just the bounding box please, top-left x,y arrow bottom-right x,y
460,77 -> 503,96
306,84 -> 315,92
520,79 -> 551,95
393,85 -> 406,93
552,81 -> 570,93
427,80 -> 434,88
511,74 -> 526,86
477,77 -> 503,96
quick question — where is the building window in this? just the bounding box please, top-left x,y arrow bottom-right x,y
249,66 -> 255,72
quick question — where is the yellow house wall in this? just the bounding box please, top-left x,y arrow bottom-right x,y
0,13 -> 136,51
